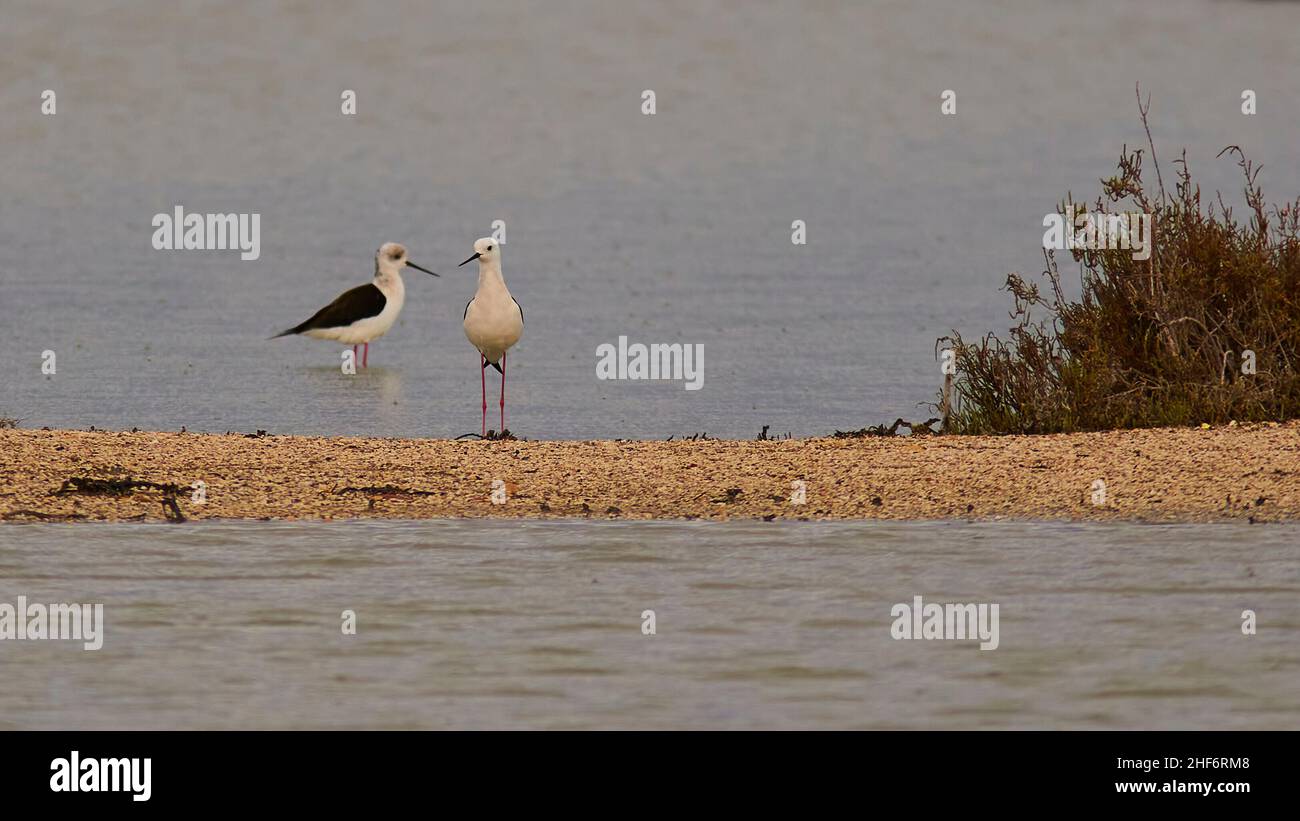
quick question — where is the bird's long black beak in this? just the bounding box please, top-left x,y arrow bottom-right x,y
458,252 -> 481,267
406,261 -> 439,277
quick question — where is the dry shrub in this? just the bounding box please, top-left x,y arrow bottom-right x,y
940,90 -> 1300,434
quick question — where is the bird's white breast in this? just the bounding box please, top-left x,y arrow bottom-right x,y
464,287 -> 522,363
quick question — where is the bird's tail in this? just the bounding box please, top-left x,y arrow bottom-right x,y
268,326 -> 301,340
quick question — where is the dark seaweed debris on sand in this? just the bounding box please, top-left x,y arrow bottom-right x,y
833,418 -> 941,438
52,476 -> 190,496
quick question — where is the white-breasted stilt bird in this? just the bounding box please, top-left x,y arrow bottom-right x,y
460,238 -> 523,436
272,242 -> 438,367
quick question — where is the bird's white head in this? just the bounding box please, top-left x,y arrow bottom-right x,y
458,237 -> 501,269
375,242 -> 439,280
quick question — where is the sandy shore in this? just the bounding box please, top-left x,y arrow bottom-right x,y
0,423 -> 1297,523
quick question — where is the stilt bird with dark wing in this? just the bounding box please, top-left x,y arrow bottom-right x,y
273,242 -> 438,367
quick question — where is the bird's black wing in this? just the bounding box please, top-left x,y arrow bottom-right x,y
274,283 -> 386,337
512,296 -> 523,324
463,298 -> 473,320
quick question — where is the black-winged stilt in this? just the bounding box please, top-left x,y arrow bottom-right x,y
459,238 -> 523,436
272,242 -> 438,367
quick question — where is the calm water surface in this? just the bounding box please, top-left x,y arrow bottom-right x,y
1,519 -> 1296,730
2,1 -> 1299,439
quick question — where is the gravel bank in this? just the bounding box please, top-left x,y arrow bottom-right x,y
1,424 -> 1297,523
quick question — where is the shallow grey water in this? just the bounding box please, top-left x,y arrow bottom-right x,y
0,519 -> 1296,730
2,1 -> 1299,439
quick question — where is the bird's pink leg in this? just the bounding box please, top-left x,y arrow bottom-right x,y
500,353 -> 506,434
352,345 -> 358,365
480,354 -> 487,437
363,342 -> 369,368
